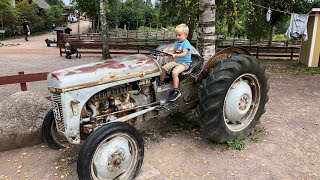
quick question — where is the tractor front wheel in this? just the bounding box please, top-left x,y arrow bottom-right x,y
77,122 -> 144,180
196,55 -> 269,143
42,109 -> 69,149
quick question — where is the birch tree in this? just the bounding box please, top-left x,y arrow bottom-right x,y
100,0 -> 112,59
198,0 -> 216,62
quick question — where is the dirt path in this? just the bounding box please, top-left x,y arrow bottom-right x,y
0,72 -> 319,180
0,27 -> 320,179
0,20 -> 90,56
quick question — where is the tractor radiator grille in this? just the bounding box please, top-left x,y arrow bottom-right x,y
51,93 -> 65,132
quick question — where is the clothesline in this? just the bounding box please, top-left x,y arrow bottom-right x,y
251,3 -> 293,15
251,3 -> 315,16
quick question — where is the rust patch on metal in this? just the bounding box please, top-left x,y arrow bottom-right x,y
66,71 -> 77,76
139,73 -> 145,78
50,54 -> 157,86
75,62 -> 126,73
128,55 -> 138,60
51,73 -> 60,80
146,59 -> 154,64
59,68 -> 160,93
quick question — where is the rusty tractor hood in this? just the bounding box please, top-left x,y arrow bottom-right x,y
47,54 -> 160,92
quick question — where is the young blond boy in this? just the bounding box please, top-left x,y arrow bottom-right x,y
160,24 -> 192,101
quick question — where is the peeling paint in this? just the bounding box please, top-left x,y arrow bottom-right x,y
51,73 -> 60,80
47,54 -> 160,92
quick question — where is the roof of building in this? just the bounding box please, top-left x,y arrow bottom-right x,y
309,8 -> 320,15
32,0 -> 50,9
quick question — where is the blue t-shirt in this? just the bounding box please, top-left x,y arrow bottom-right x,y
174,40 -> 192,66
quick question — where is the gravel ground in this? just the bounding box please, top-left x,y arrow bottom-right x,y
0,71 -> 320,179
0,20 -> 320,179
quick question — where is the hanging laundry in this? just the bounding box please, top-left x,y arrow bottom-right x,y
285,13 -> 309,41
266,7 -> 272,22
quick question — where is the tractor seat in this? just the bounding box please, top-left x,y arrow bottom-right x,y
180,54 -> 203,76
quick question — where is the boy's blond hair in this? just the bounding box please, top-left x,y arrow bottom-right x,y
175,24 -> 189,35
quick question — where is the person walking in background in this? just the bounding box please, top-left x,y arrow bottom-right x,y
52,23 -> 56,35
22,20 -> 30,41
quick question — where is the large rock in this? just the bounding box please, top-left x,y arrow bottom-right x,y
0,91 -> 51,152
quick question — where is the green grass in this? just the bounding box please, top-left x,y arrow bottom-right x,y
210,126 -> 267,151
227,140 -> 246,150
138,26 -> 162,32
272,34 -> 287,41
211,140 -> 246,151
249,127 -> 266,143
262,59 -> 320,75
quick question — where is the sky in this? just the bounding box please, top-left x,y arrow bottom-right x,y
63,0 -> 157,6
63,0 -> 71,5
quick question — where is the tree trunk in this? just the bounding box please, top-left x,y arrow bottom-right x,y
198,0 -> 216,62
187,13 -> 196,42
100,0 -> 112,59
268,24 -> 274,48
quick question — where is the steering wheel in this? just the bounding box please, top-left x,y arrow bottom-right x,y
142,47 -> 172,57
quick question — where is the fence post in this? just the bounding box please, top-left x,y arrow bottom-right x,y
137,45 -> 140,54
256,47 -> 260,58
59,43 -> 62,56
127,34 -> 129,46
18,71 -> 27,91
163,31 -> 165,43
290,47 -> 294,60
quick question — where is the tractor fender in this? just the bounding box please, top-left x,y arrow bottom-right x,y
197,46 -> 252,82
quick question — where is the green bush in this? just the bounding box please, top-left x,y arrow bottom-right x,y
273,34 -> 287,41
0,0 -> 19,36
0,0 -> 64,38
46,5 -> 64,28
16,0 -> 45,32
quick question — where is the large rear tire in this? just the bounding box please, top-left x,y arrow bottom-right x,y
196,55 -> 269,143
77,122 -> 144,180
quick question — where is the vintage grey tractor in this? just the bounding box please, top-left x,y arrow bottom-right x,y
42,43 -> 269,179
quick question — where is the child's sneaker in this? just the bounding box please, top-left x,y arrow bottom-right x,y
169,89 -> 181,101
158,80 -> 165,86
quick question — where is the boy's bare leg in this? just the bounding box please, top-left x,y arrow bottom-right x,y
172,73 -> 179,89
160,68 -> 167,82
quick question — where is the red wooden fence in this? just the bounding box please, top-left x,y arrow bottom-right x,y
0,71 -> 49,91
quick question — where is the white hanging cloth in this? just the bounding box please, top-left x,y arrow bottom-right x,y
266,7 -> 272,22
285,13 -> 309,41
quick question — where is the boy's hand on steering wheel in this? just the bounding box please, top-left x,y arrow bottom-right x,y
169,53 -> 175,58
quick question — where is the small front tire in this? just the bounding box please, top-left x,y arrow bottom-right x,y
77,122 -> 144,180
42,109 -> 69,150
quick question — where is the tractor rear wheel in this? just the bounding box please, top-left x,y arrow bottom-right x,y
196,55 -> 269,143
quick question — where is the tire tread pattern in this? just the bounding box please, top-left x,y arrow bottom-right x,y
196,55 -> 270,143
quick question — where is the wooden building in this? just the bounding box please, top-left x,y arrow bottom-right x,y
300,8 -> 320,67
